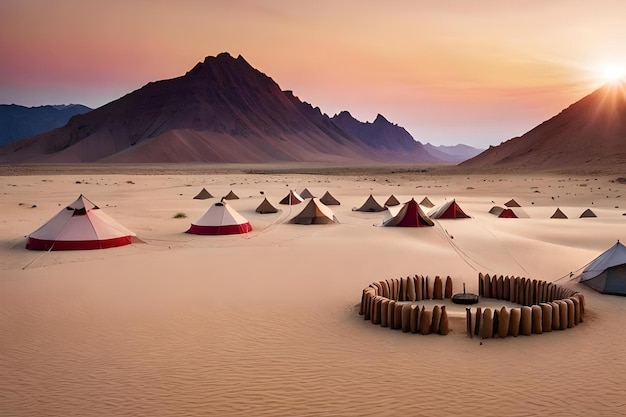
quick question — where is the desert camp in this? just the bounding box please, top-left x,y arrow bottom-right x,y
5,2 -> 626,415
2,170 -> 626,417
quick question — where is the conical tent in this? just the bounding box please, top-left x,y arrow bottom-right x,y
354,194 -> 385,212
428,199 -> 471,219
256,198 -> 279,214
279,190 -> 304,205
383,198 -> 434,227
290,199 -> 338,225
193,188 -> 213,200
419,197 -> 435,208
550,208 -> 568,219
498,208 -> 518,218
505,199 -> 521,207
187,201 -> 252,235
384,195 -> 401,206
319,191 -> 340,206
299,188 -> 315,199
222,190 -> 239,200
580,208 -> 597,218
489,206 -> 505,216
581,241 -> 626,295
26,194 -> 136,251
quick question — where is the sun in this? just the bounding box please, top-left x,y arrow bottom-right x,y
599,63 -> 625,83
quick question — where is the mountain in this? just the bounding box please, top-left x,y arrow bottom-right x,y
0,104 -> 91,147
461,82 -> 626,171
422,143 -> 484,162
0,53 -> 439,164
330,111 -> 434,159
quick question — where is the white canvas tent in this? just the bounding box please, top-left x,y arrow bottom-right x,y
26,194 -> 136,251
187,201 -> 252,235
580,241 -> 626,295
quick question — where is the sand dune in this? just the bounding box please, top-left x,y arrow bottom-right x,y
1,168 -> 626,416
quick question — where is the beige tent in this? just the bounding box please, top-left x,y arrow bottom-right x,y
279,190 -> 304,205
419,197 -> 435,208
319,191 -> 340,205
223,190 -> 239,200
290,199 -> 338,225
193,188 -> 213,200
580,208 -> 597,218
299,188 -> 315,199
550,208 -> 568,219
384,195 -> 401,206
505,199 -> 521,207
353,194 -> 385,212
255,198 -> 279,214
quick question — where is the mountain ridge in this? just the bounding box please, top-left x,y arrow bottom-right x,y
460,82 -> 626,171
0,52 -> 443,164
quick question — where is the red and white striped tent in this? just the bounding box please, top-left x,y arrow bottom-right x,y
26,194 -> 136,251
187,201 -> 252,235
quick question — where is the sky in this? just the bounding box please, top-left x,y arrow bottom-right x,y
2,1 -> 626,148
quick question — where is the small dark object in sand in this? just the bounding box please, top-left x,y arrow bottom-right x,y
452,283 -> 479,305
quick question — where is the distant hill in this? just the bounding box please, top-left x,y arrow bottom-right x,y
0,53 -> 441,164
0,104 -> 91,146
461,82 -> 626,172
330,111 -> 435,160
422,143 -> 484,162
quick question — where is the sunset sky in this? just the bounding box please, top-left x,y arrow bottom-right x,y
2,1 -> 625,147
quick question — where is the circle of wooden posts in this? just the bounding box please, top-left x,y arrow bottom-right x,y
359,275 -> 453,335
468,273 -> 586,339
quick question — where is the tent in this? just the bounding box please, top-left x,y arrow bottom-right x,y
353,194 -> 385,212
384,195 -> 401,206
299,188 -> 315,199
319,191 -> 340,206
505,199 -> 521,207
222,190 -> 239,200
550,208 -> 568,219
193,188 -> 213,200
187,201 -> 252,235
580,241 -> 626,295
290,199 -> 338,225
419,197 -> 435,208
428,199 -> 471,219
383,198 -> 434,227
26,194 -> 136,251
498,208 -> 518,218
580,208 -> 597,218
279,190 -> 304,205
489,206 -> 505,216
255,198 -> 279,214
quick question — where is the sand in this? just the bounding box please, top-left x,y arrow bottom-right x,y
1,166 -> 626,416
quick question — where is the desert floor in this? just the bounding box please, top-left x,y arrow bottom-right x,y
1,164 -> 626,417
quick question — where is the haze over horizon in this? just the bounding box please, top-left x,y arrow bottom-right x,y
2,1 -> 626,148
